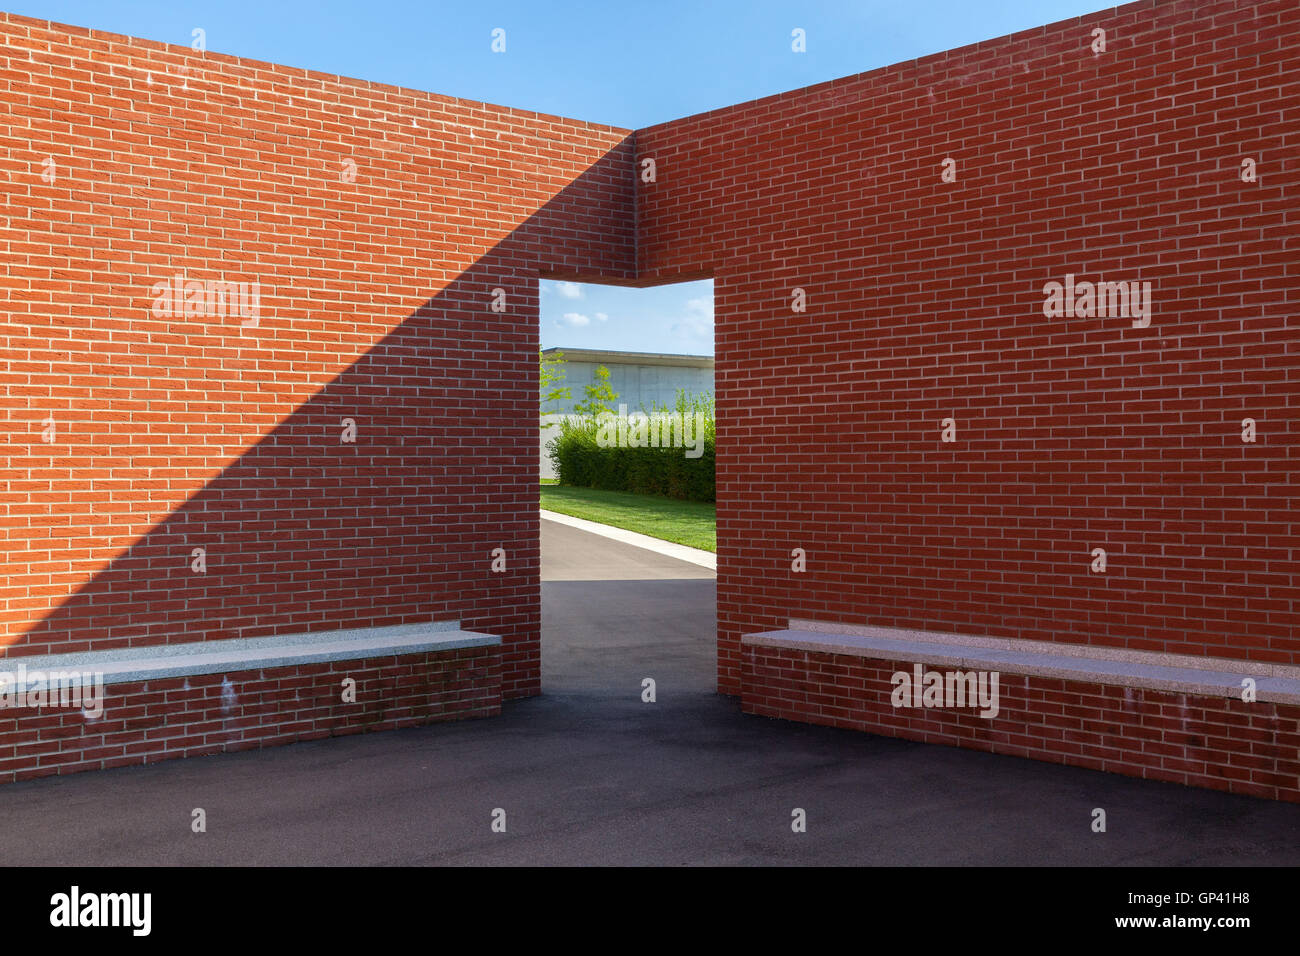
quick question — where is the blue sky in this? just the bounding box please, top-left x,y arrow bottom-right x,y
14,0 -> 1117,356
540,279 -> 715,356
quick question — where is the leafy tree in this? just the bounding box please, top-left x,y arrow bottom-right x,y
539,349 -> 571,420
572,364 -> 619,420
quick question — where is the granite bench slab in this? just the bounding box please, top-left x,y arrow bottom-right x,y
743,621 -> 1300,705
0,622 -> 499,691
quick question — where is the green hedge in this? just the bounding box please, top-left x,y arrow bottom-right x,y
547,395 -> 715,502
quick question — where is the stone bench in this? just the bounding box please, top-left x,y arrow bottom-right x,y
0,621 -> 503,783
0,621 -> 500,691
741,618 -> 1300,802
743,619 -> 1300,704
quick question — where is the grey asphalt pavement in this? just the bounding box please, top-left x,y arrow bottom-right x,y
1,517 -> 1297,865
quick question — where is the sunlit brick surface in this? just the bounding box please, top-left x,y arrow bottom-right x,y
635,0 -> 1299,695
0,12 -> 637,704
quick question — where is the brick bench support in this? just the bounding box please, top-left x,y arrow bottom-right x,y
742,619 -> 1300,803
0,622 -> 501,783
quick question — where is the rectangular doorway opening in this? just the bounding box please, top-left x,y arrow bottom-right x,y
537,277 -> 717,697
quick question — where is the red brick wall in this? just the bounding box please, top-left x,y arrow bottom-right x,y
635,0 -> 1300,695
0,646 -> 500,782
744,644 -> 1300,803
3,1 -> 1298,800
0,13 -> 636,700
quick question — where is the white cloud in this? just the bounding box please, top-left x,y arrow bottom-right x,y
557,281 -> 583,299
684,296 -> 714,323
595,312 -> 608,322
558,312 -> 591,327
664,295 -> 715,350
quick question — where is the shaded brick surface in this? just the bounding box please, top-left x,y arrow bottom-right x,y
0,646 -> 500,783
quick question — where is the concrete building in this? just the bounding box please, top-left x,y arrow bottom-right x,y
541,347 -> 713,415
540,348 -> 713,479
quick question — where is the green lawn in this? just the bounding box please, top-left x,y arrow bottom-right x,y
540,484 -> 716,552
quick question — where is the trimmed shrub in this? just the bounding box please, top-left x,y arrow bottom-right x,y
548,392 -> 715,502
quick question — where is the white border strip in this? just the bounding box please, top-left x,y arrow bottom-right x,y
540,509 -> 716,571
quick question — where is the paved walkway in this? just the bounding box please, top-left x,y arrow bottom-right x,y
540,508 -> 716,569
1,517 -> 1297,865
